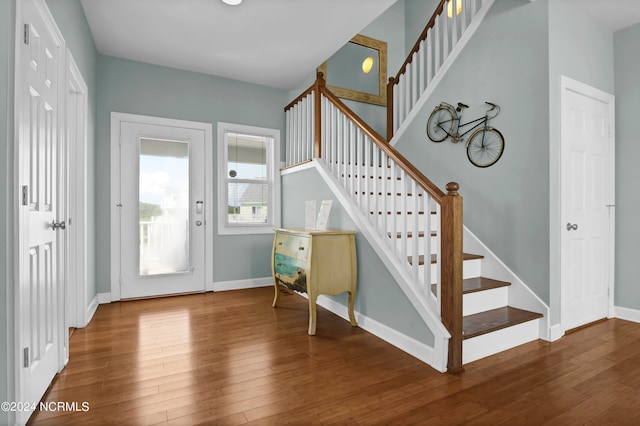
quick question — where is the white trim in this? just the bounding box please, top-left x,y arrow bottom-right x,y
549,323 -> 565,341
84,295 -> 99,326
558,76 -> 615,332
614,306 -> 640,324
314,295 -> 442,372
97,292 -> 112,304
280,160 -> 315,176
389,0 -> 496,147
208,277 -> 272,292
216,121 -> 281,235
110,112 -> 213,302
64,49 -> 89,330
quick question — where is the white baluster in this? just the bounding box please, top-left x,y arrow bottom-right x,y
411,52 -> 418,109
399,170 -> 408,266
308,93 -> 314,161
418,40 -> 425,95
349,122 -> 356,198
357,129 -> 363,207
398,75 -> 405,126
364,136 -> 371,219
452,0 -> 459,47
411,180 -> 420,281
285,110 -> 291,166
461,0 -> 469,34
434,15 -> 441,73
426,27 -> 433,86
441,7 -> 449,63
388,162 -> 397,251
393,81 -> 400,133
405,67 -> 411,121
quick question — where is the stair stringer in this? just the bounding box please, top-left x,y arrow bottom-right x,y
462,226 -> 551,341
389,0 -> 496,147
309,159 -> 451,373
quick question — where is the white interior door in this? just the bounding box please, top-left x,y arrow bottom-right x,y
561,77 -> 614,331
17,0 -> 64,416
117,120 -> 206,299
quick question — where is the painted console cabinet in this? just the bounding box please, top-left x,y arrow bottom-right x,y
271,228 -> 357,335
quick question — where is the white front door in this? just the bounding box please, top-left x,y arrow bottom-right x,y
17,0 -> 64,416
561,77 -> 615,331
116,119 -> 207,299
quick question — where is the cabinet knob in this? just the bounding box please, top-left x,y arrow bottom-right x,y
299,246 -> 305,250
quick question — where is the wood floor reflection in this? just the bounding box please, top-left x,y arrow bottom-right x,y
30,287 -> 640,425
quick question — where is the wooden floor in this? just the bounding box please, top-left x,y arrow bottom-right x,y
30,287 -> 640,425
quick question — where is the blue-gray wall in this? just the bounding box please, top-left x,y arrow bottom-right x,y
614,23 -> 640,311
395,0 -> 551,303
404,0 -> 440,57
95,55 -> 289,292
1,0 -> 10,421
281,168 -> 434,345
45,0 -> 99,313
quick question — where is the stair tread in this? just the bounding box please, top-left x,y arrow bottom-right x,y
408,253 -> 484,265
430,276 -> 511,296
463,307 -> 543,340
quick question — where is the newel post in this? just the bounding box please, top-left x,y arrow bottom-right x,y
314,71 -> 325,159
441,182 -> 464,373
386,77 -> 395,141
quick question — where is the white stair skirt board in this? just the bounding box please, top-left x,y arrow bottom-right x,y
463,318 -> 541,364
614,306 -> 640,324
209,277 -> 273,292
463,286 -> 508,316
313,294 -> 441,372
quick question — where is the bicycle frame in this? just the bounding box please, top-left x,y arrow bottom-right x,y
437,102 -> 497,143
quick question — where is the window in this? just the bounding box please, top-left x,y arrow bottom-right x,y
217,122 -> 280,235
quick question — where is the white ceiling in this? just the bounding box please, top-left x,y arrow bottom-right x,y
80,0 -> 397,90
564,0 -> 640,32
80,0 -> 640,91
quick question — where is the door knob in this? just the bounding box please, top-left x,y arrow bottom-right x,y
195,220 -> 202,226
566,223 -> 578,231
52,220 -> 66,230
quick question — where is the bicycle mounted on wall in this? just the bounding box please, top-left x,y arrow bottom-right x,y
426,101 -> 504,168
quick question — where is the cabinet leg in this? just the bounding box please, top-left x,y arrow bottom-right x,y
347,291 -> 357,326
308,295 -> 317,335
272,279 -> 280,308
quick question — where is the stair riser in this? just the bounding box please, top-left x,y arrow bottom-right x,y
462,318 -> 540,365
463,287 -> 508,316
421,259 -> 482,284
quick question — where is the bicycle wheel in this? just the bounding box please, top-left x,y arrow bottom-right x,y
466,127 -> 504,168
426,105 -> 455,142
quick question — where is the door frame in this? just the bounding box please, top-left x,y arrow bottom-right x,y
110,112 -> 214,301
558,75 -> 615,335
9,0 -> 67,423
64,48 -> 90,329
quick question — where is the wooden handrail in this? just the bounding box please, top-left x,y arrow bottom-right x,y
319,85 -> 445,203
393,0 -> 447,83
285,84 -> 315,112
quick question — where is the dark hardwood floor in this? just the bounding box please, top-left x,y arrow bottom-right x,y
30,286 -> 640,425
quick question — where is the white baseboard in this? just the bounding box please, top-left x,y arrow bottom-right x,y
84,294 -> 99,327
548,323 -> 565,342
314,295 -> 441,371
208,277 -> 272,292
614,305 -> 640,324
97,292 -> 112,304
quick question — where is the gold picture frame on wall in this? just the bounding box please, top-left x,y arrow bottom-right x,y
318,34 -> 388,106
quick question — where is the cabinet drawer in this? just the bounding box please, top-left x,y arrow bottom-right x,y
274,232 -> 310,261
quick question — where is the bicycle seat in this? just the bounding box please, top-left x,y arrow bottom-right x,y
457,102 -> 469,109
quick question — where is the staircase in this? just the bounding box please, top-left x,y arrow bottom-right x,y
282,0 -> 547,372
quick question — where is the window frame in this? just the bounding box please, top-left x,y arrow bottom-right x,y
217,122 -> 281,235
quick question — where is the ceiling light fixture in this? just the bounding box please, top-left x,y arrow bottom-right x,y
222,0 -> 242,5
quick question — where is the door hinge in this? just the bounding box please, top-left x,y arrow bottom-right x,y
24,24 -> 29,45
22,185 -> 28,206
23,347 -> 29,368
